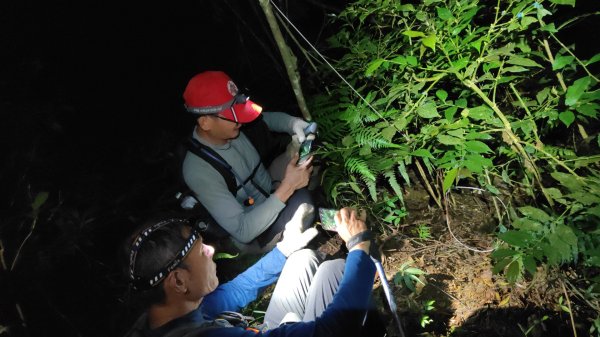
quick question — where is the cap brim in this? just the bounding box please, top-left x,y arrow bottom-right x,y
227,99 -> 262,123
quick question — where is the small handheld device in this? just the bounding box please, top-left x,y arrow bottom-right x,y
298,139 -> 313,165
297,122 -> 317,165
318,208 -> 338,232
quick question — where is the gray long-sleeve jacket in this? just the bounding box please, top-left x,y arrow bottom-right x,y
182,112 -> 298,244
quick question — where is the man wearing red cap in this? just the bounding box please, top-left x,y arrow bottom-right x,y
181,71 -> 315,253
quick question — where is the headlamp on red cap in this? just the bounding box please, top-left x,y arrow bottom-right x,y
183,71 -> 263,124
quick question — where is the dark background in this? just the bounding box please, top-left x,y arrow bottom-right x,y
0,1 -> 343,336
1,1 -> 599,336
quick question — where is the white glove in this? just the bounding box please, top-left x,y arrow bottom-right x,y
290,118 -> 310,143
277,203 -> 319,257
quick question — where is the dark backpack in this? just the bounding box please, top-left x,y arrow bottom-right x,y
123,311 -> 259,337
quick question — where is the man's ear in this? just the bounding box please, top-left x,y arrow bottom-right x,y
197,115 -> 212,131
165,269 -> 188,295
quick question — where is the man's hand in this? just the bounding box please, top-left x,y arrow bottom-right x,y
274,153 -> 313,202
277,204 -> 319,257
291,118 -> 310,143
335,208 -> 370,253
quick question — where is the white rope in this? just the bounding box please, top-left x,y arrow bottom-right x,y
268,0 -> 385,120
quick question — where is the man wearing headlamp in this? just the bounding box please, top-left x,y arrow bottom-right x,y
181,71 -> 315,253
123,206 -> 376,337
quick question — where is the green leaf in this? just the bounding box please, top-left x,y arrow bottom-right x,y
385,170 -> 403,200
465,140 -> 492,153
341,135 -> 354,146
403,30 -> 426,38
436,89 -> 448,102
412,148 -> 434,158
468,105 -> 493,120
444,106 -> 458,121
399,4 -> 415,12
547,231 -> 575,263
422,34 -> 436,51
541,23 -> 558,33
381,126 -> 396,141
397,161 -> 411,187
390,55 -> 407,65
464,153 -> 492,173
437,134 -> 463,145
520,16 -> 538,28
555,224 -> 578,246
406,55 -> 418,66
436,7 -> 453,20
505,260 -> 522,283
365,58 -> 386,76
451,57 -> 470,71
214,252 -> 239,260
470,38 -> 483,53
507,56 -> 543,68
548,0 -> 575,7
503,66 -> 529,73
518,206 -> 552,223
512,217 -> 543,232
551,171 -> 583,192
499,230 -> 532,247
523,255 -> 538,276
32,191 -> 49,211
559,110 -> 575,127
492,257 -> 512,274
552,55 -> 575,70
443,167 -> 458,193
565,76 -> 591,106
417,102 -> 440,118
586,53 -> 600,66
404,267 -> 426,275
492,248 -> 519,259
576,103 -> 599,118
455,98 -> 467,108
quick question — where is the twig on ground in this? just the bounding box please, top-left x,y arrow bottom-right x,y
560,279 -> 578,337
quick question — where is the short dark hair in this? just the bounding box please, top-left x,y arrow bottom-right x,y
123,217 -> 190,308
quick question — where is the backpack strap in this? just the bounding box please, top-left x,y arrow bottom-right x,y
186,137 -> 269,199
186,138 -> 239,196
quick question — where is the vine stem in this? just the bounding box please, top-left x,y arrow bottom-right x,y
542,39 -> 568,92
560,279 -> 578,337
462,79 -> 554,207
11,217 -> 38,271
415,159 -> 442,209
509,83 -> 542,146
0,239 -> 7,270
550,33 -> 600,83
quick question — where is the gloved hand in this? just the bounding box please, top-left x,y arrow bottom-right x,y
290,118 -> 310,143
276,203 -> 319,257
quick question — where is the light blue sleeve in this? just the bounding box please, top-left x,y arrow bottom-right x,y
262,112 -> 298,134
201,248 -> 287,318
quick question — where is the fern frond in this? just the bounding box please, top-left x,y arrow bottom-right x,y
364,176 -> 378,201
353,128 -> 396,149
345,157 -> 376,181
385,170 -> 405,206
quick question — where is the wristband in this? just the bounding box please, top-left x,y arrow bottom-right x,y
346,230 -> 373,250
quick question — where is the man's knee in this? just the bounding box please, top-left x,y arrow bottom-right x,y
316,258 -> 345,281
287,249 -> 320,266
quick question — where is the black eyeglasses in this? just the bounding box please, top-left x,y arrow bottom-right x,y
210,114 -> 239,125
128,219 -> 205,291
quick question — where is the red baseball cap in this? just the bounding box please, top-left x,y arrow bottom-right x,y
183,71 -> 262,124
